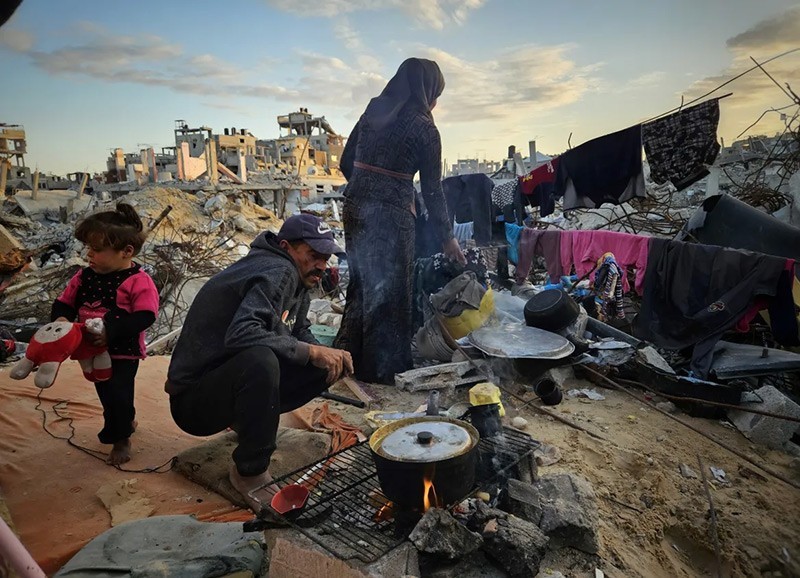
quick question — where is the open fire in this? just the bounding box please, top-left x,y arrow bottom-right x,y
423,472 -> 442,512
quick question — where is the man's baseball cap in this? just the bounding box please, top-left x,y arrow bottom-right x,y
277,213 -> 345,256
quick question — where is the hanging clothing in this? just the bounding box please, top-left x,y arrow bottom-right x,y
515,228 -> 562,285
593,253 -> 625,321
642,99 -> 721,191
560,230 -> 651,294
505,222 -> 524,265
554,125 -> 646,211
442,173 -> 494,245
519,158 -> 560,217
491,180 -> 517,213
634,239 -> 798,378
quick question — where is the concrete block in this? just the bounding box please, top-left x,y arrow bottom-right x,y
728,385 -> 800,450
265,528 -> 420,578
409,508 -> 482,560
534,473 -> 600,554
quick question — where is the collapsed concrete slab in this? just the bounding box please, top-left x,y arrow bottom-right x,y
728,385 -> 800,450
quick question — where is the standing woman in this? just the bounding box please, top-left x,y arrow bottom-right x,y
335,57 -> 465,384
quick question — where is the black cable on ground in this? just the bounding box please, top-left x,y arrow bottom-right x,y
35,388 -> 176,474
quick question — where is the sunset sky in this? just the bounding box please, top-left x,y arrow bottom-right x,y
1,0 -> 798,175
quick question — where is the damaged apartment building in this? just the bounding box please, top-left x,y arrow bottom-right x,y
103,109 -> 346,202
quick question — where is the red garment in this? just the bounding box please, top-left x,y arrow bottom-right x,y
560,230 -> 651,294
519,158 -> 559,196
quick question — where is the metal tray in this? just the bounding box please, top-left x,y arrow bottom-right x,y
468,322 -> 575,359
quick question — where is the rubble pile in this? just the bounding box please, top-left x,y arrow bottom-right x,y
0,186 -> 283,340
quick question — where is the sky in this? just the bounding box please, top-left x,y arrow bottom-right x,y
1,0 -> 799,175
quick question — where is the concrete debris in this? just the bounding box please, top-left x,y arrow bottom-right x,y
534,474 -> 600,554
395,361 -> 484,392
545,366 -> 576,389
533,444 -> 563,467
511,416 -> 529,429
636,346 -> 676,374
409,508 -> 483,560
482,514 -> 549,578
728,385 -> 800,450
423,550 -> 510,578
655,401 -> 678,414
567,388 -> 606,401
679,463 -> 699,479
710,467 -> 728,484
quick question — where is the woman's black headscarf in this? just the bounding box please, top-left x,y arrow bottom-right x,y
362,58 -> 445,133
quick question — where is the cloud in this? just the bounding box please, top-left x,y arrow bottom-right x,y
264,0 -> 486,29
683,6 -> 800,141
416,44 -> 602,123
727,6 -> 800,54
627,71 -> 666,89
0,28 -> 33,52
0,25 -> 297,101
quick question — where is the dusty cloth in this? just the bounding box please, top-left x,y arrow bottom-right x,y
167,232 -> 319,393
412,249 -> 488,331
555,125 -> 646,210
291,402 -> 365,454
54,515 -> 264,578
560,230 -> 652,294
515,228 -> 562,284
430,271 -> 486,318
634,239 -> 797,378
642,99 -> 721,190
0,357 -> 245,575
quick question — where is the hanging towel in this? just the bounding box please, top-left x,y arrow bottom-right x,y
559,230 -> 651,294
642,99 -> 721,191
555,125 -> 645,210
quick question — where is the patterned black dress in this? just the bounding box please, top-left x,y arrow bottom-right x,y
335,107 -> 453,384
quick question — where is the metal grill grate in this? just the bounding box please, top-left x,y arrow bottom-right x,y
251,427 -> 540,563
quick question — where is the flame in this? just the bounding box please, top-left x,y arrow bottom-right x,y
423,473 -> 440,512
374,500 -> 395,523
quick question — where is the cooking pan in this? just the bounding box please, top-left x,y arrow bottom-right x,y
369,416 -> 479,509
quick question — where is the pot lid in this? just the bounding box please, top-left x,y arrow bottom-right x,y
468,322 -> 575,359
374,419 -> 475,463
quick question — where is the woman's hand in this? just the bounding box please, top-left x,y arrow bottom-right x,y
443,238 -> 466,266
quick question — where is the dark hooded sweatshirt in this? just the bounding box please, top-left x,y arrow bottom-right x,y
166,232 -> 318,395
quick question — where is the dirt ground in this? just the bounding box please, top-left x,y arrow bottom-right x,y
499,377 -> 800,578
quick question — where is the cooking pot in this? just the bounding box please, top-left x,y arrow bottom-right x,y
369,416 -> 479,509
524,289 -> 580,332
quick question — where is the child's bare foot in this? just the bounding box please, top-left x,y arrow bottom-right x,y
228,463 -> 279,512
107,439 -> 131,465
131,419 -> 138,434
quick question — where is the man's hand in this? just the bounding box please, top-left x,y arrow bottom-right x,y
443,237 -> 466,266
308,345 -> 354,384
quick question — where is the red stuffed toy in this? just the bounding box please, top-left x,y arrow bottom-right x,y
10,319 -> 112,388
